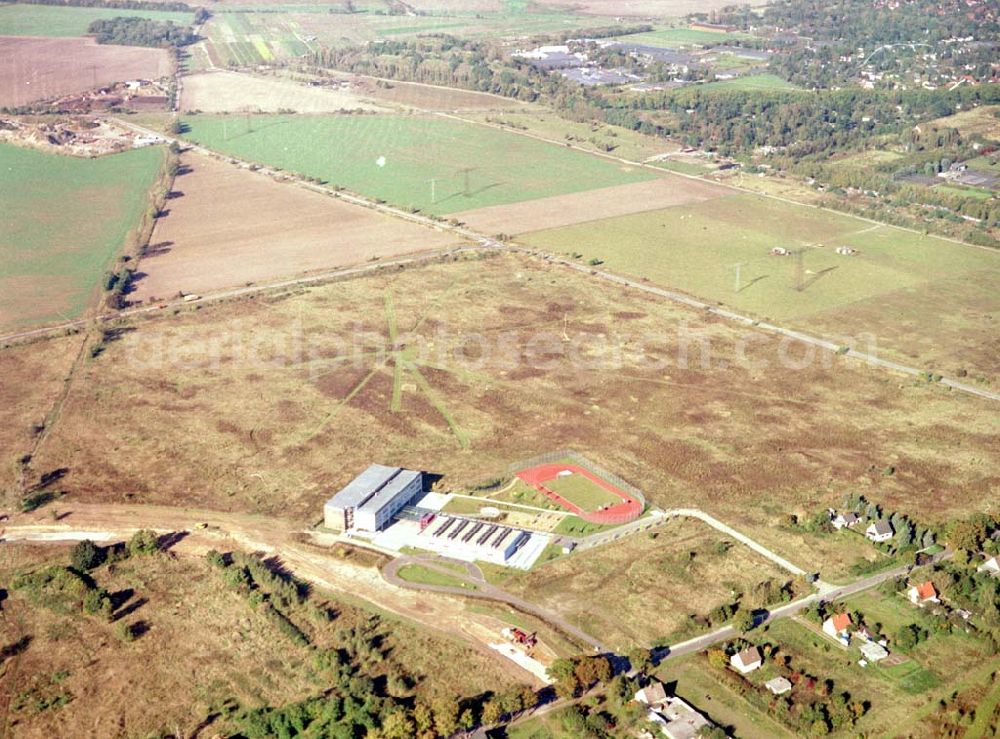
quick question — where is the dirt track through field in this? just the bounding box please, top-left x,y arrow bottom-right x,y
0,503 -> 549,684
0,36 -> 170,106
132,151 -> 462,302
452,177 -> 726,234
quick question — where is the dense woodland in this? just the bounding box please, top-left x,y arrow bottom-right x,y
88,17 -> 197,47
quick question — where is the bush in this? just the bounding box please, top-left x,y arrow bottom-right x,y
126,529 -> 159,557
70,540 -> 105,571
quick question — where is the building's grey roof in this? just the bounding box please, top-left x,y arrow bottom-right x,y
869,519 -> 893,535
707,45 -> 771,60
325,464 -> 401,509
860,641 -> 889,661
359,468 -> 421,514
765,676 -> 792,694
610,43 -> 697,65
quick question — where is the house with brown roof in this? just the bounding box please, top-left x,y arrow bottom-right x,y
730,646 -> 762,674
634,681 -> 668,707
907,580 -> 939,605
832,511 -> 860,529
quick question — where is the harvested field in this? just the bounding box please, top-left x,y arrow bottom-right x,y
498,518 -> 793,651
453,177 -> 725,234
0,143 -> 165,333
0,335 -> 81,503
30,254 -> 999,541
131,151 -> 461,302
180,71 -> 389,113
181,113 -> 655,216
0,36 -> 171,107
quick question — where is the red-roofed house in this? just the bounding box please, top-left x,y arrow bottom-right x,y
823,613 -> 852,640
908,581 -> 939,605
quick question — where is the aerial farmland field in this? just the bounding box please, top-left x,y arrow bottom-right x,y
0,143 -> 165,333
131,151 -> 460,302
181,113 -> 655,215
0,3 -> 192,37
520,192 -> 1000,377
180,71 -> 390,113
0,37 -> 172,106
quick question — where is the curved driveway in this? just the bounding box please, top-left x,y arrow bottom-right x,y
382,555 -> 606,653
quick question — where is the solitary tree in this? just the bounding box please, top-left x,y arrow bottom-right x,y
71,540 -> 104,571
734,607 -> 757,633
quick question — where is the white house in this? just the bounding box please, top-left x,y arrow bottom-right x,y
907,580 -> 939,605
635,681 -> 668,707
823,613 -> 852,640
866,520 -> 894,542
978,555 -> 1000,575
832,511 -> 860,530
730,646 -> 762,674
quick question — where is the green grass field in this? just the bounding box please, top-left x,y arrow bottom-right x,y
0,144 -> 164,332
618,26 -> 753,48
935,183 -> 995,199
542,472 -> 621,512
0,3 -> 192,36
698,73 -> 801,92
395,564 -> 477,590
181,114 -> 654,215
520,192 -> 1000,322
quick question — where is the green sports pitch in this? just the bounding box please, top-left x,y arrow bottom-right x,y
180,114 -> 655,216
542,473 -> 622,512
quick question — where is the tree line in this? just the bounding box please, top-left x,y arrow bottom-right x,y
88,17 -> 197,48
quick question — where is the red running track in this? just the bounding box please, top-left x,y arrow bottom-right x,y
516,463 -> 642,525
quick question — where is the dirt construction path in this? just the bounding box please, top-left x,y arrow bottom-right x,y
383,555 -> 606,652
0,503 -> 551,685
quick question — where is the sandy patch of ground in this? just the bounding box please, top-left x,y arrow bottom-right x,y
453,175 -> 726,234
180,70 -> 390,113
131,151 -> 460,301
0,36 -> 170,107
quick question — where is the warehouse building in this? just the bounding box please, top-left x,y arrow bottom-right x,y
416,514 -> 531,566
324,464 -> 423,532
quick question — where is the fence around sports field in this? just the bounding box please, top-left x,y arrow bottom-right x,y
509,450 -> 646,525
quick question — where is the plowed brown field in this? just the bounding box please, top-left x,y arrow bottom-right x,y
131,151 -> 461,302
0,36 -> 170,106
